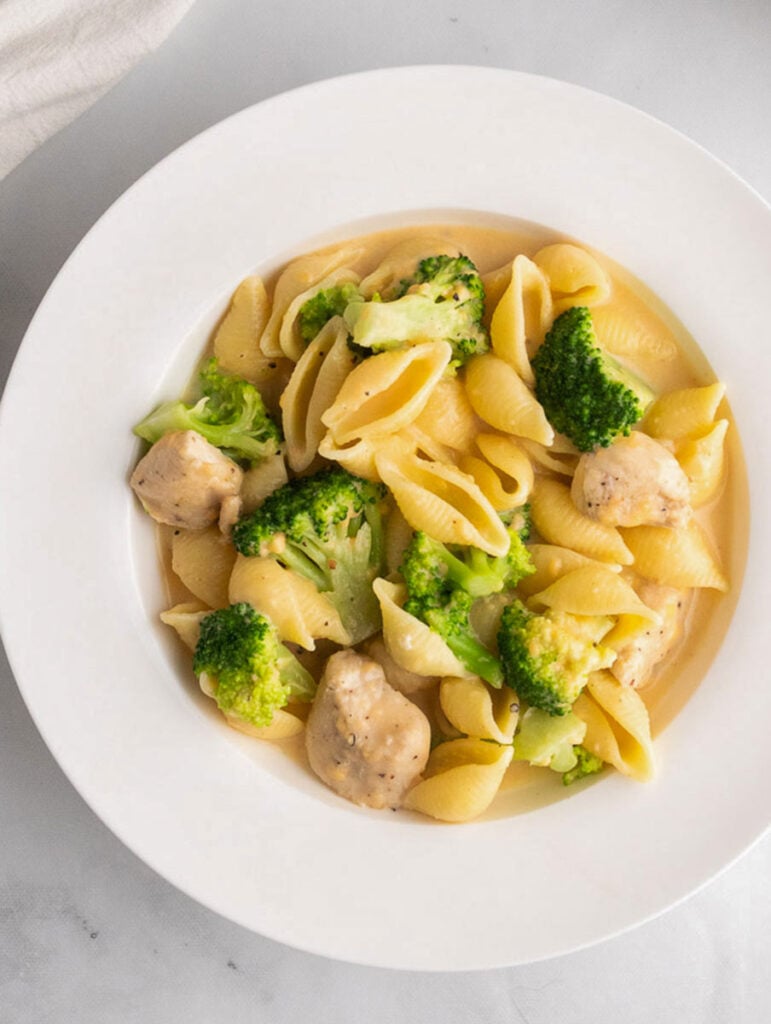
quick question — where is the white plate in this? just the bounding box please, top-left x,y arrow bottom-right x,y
1,67 -> 769,970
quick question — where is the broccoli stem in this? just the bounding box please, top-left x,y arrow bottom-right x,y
275,543 -> 329,592
420,535 -> 505,598
363,501 -> 386,571
326,522 -> 382,644
276,647 -> 317,702
424,610 -> 504,687
327,565 -> 382,646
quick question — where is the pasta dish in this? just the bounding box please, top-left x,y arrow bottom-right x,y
129,224 -> 733,822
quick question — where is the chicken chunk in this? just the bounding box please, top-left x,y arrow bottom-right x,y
306,650 -> 431,809
611,581 -> 687,688
571,431 -> 691,528
130,430 -> 243,529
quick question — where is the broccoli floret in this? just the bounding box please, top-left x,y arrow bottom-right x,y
231,467 -> 386,644
402,528 -> 534,600
512,707 -> 587,771
501,502 -> 531,541
343,254 -> 489,367
134,358 -> 281,463
531,306 -> 654,451
497,600 -> 615,716
562,745 -> 605,786
398,255 -> 486,309
193,603 -> 315,728
398,529 -> 533,687
298,282 -> 361,344
502,528 -> 536,583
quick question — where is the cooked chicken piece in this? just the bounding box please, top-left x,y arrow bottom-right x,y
571,431 -> 691,528
365,636 -> 438,696
306,650 -> 431,809
130,430 -> 243,529
612,581 -> 687,688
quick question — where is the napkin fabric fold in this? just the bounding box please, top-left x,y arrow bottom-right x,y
0,0 -> 195,180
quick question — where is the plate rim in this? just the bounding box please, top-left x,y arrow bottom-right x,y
1,64 -> 770,970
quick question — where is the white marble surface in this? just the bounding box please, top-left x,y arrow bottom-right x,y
1,0 -> 770,1019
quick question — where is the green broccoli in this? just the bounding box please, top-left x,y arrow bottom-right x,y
562,745 -> 605,786
298,282 -> 361,344
402,527 -> 534,600
398,528 -> 535,687
411,586 -> 504,688
231,467 -> 386,644
512,707 -> 587,771
397,254 -> 486,305
497,600 -> 615,716
500,502 -> 531,540
531,306 -> 654,451
133,358 -> 280,463
193,603 -> 315,728
343,254 -> 489,367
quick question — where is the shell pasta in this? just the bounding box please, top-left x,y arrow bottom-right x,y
280,318 -> 357,472
130,221 -> 737,824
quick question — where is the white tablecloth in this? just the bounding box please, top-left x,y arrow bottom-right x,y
1,0 -> 769,1019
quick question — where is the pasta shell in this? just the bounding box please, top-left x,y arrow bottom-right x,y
317,433 -> 383,482
229,555 -> 350,648
198,672 -> 216,699
480,263 -> 512,326
374,446 -> 511,556
365,635 -> 439,696
517,437 -> 579,477
399,423 -> 456,466
213,275 -> 277,383
171,526 -> 237,609
280,318 -> 358,472
490,254 -> 552,383
322,341 -> 452,444
591,306 -> 677,362
533,243 -> 611,315
530,478 -> 633,565
474,433 -> 534,507
465,353 -> 554,446
675,419 -> 729,507
439,676 -> 518,743
458,454 -> 518,513
529,564 -> 661,621
620,521 -> 728,591
424,737 -> 512,776
225,709 -> 304,741
372,578 -> 470,679
160,601 -> 210,651
260,243 -> 363,357
601,614 -> 653,651
643,382 -> 726,441
574,670 -> 655,781
240,453 -> 289,514
404,738 -> 513,822
278,268 -> 360,362
517,544 -> 621,599
412,375 -> 479,453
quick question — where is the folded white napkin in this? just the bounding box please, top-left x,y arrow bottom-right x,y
0,0 -> 195,180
